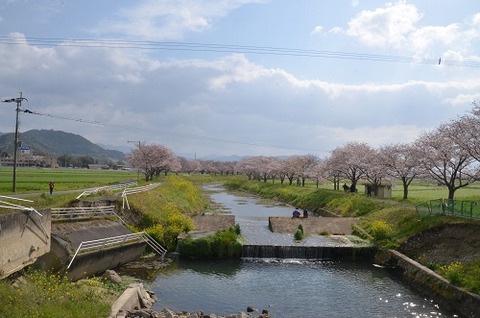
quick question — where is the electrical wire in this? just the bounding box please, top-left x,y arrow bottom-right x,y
1,35 -> 479,67
19,108 -> 321,153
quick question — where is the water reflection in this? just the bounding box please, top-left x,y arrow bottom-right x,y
152,259 -> 456,318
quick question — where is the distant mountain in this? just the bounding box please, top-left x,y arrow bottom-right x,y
0,129 -> 125,162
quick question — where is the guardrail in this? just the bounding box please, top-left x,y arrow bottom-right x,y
121,183 -> 161,210
0,196 -> 49,241
416,199 -> 480,220
51,205 -> 117,222
67,231 -> 167,269
76,181 -> 137,199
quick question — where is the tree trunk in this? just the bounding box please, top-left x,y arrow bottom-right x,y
448,187 -> 455,200
402,178 -> 409,200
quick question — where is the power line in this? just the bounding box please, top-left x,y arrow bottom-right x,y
1,35 -> 479,67
20,107 -> 322,153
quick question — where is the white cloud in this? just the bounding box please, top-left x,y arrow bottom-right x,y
311,25 -> 323,35
442,94 -> 480,107
333,1 -> 480,64
346,1 -> 422,48
1,32 -> 479,157
92,0 -> 266,40
473,13 -> 480,26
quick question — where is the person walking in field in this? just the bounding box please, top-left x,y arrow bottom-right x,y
49,181 -> 55,194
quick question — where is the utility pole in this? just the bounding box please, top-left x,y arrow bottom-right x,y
2,92 -> 28,192
127,140 -> 141,182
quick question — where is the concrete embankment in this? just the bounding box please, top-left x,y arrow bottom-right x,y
36,218 -> 146,281
268,216 -> 359,235
0,210 -> 51,278
377,250 -> 480,318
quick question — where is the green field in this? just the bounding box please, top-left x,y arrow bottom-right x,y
309,179 -> 480,203
0,167 -> 139,194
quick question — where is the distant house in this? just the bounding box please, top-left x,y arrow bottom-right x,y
19,146 -> 31,156
88,164 -> 109,170
0,146 -> 58,168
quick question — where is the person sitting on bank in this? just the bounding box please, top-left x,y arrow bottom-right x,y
292,208 -> 301,218
303,209 -> 309,218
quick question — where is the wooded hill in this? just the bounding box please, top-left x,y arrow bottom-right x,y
0,129 -> 125,162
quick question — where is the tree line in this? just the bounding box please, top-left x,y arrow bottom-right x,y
127,102 -> 480,200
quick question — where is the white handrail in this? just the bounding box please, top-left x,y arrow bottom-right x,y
67,231 -> 166,269
121,183 -> 161,210
76,181 -> 137,199
51,205 -> 116,221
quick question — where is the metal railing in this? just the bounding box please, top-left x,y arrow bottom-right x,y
416,199 -> 480,220
121,182 -> 161,210
0,196 -> 49,241
76,181 -> 137,199
67,231 -> 166,269
51,205 -> 117,222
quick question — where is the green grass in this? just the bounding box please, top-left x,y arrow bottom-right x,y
0,270 -> 122,318
0,167 -> 138,194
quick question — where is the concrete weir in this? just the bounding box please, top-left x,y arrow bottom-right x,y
242,244 -> 374,261
240,216 -> 374,261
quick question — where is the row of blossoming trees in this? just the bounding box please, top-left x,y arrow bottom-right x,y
128,103 -> 480,200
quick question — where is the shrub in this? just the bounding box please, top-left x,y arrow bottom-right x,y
177,225 -> 242,259
297,224 -> 304,233
369,220 -> 393,241
294,228 -> 304,240
438,262 -> 464,286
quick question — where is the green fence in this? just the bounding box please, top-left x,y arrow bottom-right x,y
416,199 -> 480,219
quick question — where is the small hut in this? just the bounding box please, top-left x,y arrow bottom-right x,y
364,184 -> 392,198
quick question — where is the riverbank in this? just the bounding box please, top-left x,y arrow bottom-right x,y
110,280 -> 271,318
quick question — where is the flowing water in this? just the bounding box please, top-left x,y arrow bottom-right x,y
147,184 -> 459,317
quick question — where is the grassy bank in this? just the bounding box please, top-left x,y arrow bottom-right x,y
0,269 -> 132,318
125,175 -> 210,251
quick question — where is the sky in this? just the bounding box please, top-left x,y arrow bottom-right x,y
1,0 -> 479,160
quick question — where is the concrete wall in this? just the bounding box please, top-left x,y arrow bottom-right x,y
379,250 -> 480,318
191,214 -> 235,233
269,216 -> 359,235
36,219 -> 146,281
0,210 -> 51,278
67,243 -> 146,281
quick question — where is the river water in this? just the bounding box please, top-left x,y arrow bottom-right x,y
148,185 -> 459,317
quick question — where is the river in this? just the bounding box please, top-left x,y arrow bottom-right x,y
147,185 -> 459,317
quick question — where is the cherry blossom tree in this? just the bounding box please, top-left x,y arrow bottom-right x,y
127,142 -> 178,181
235,157 -> 260,180
324,142 -> 372,192
378,143 -> 419,199
441,102 -> 480,164
309,158 -> 325,188
362,148 -> 389,196
294,154 -> 320,187
179,157 -> 201,174
414,127 -> 479,200
281,156 -> 301,185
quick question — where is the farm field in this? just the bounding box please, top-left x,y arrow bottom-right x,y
0,167 -> 138,194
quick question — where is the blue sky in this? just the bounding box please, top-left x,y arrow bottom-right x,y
1,0 -> 479,159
